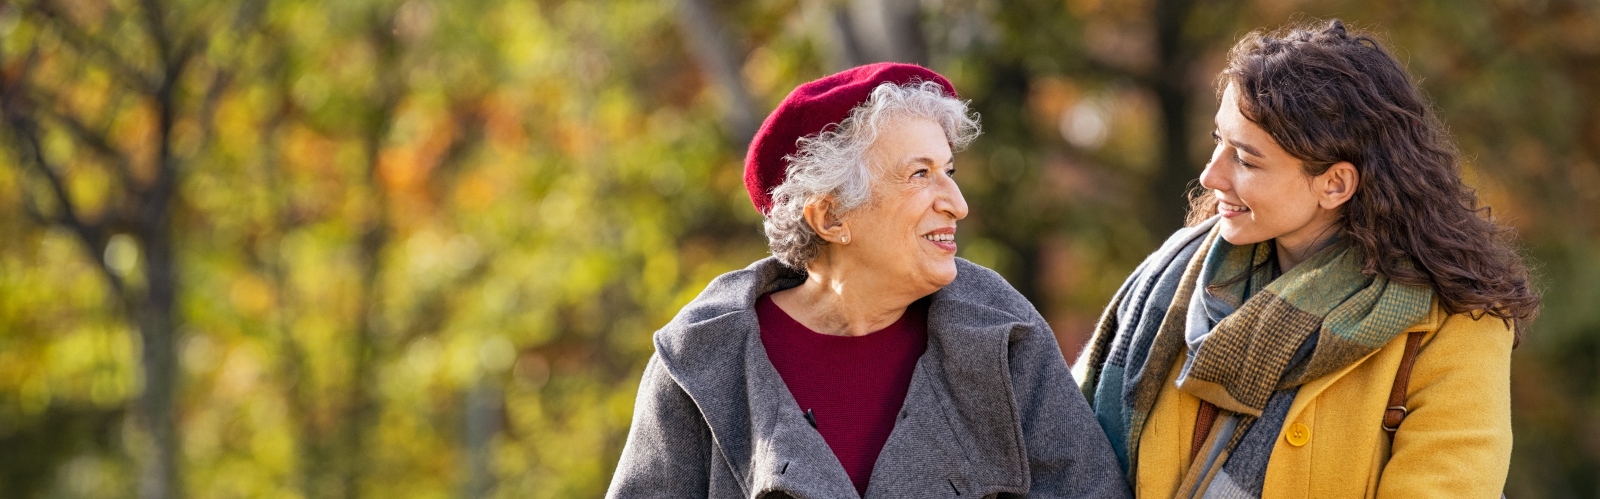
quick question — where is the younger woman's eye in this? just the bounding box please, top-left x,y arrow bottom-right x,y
1233,151 -> 1254,169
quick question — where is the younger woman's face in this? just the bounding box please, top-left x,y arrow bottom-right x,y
1200,83 -> 1347,252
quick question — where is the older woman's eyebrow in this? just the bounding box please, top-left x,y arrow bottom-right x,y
904,156 -> 955,167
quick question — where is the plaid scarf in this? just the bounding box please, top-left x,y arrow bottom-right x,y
1080,217 -> 1433,498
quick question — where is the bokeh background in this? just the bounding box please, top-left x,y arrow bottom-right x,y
0,0 -> 1596,497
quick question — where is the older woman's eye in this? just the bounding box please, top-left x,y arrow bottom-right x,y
946,167 -> 957,177
1211,130 -> 1222,144
912,168 -> 929,178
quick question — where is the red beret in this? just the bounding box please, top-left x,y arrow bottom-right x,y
744,62 -> 957,215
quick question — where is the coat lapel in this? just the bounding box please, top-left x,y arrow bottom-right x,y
860,291 -> 1039,497
655,258 -> 1038,497
864,345 -> 1027,497
742,327 -> 862,497
653,259 -> 803,496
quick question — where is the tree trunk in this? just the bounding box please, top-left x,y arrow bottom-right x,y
847,0 -> 929,65
674,0 -> 759,145
1149,0 -> 1199,234
135,228 -> 181,499
337,15 -> 405,497
463,377 -> 501,499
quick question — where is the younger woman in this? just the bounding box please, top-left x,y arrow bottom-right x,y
1080,19 -> 1539,498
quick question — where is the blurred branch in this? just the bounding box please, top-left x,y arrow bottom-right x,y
31,0 -> 160,94
674,0 -> 759,145
826,6 -> 866,69
428,98 -> 489,196
27,88 -> 140,190
0,46 -> 129,298
15,179 -> 52,226
394,258 -> 494,347
845,0 -> 929,65
8,119 -> 101,241
136,0 -> 174,67
245,27 -> 331,496
337,9 -> 409,497
142,55 -> 197,219
182,0 -> 263,191
396,101 -> 493,344
190,65 -> 233,162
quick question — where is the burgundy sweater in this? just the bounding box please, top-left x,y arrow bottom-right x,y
756,294 -> 929,497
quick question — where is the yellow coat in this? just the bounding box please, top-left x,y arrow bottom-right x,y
1133,301 -> 1513,498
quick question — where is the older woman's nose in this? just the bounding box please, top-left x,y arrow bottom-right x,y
938,178 -> 969,220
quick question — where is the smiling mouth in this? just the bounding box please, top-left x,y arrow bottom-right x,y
1219,200 -> 1251,213
922,233 -> 954,242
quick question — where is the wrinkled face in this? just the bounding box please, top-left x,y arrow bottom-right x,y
844,117 -> 969,290
1201,83 -> 1334,247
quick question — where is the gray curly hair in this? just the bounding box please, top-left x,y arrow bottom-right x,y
763,80 -> 980,269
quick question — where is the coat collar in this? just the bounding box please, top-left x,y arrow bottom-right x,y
653,257 -> 1040,497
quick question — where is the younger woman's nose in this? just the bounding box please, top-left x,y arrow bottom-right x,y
1199,153 -> 1228,192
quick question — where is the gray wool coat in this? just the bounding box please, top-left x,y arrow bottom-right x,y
606,258 -> 1131,499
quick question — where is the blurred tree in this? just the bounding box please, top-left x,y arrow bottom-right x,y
0,0 -> 1596,498
0,0 -> 266,496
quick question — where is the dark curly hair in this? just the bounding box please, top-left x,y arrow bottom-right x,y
1187,19 -> 1540,343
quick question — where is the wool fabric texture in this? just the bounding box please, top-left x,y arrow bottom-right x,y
757,294 -> 929,496
1079,217 -> 1434,498
607,257 -> 1132,498
744,63 -> 956,214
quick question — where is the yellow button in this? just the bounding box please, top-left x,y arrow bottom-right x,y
1285,422 -> 1311,447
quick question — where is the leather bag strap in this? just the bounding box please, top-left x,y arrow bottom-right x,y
1384,331 -> 1504,498
1384,331 -> 1427,443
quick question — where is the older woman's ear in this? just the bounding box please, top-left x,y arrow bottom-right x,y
802,196 -> 851,244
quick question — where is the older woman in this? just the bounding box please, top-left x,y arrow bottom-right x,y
607,63 -> 1129,498
1079,20 -> 1538,498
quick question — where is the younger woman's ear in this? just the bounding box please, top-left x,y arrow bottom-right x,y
802,196 -> 850,244
1318,161 -> 1360,210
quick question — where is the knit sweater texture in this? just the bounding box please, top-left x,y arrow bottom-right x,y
757,294 -> 928,496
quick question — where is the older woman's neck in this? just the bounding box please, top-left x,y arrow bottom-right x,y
770,268 -> 925,337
